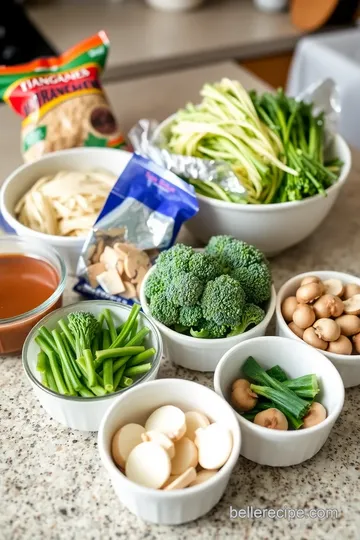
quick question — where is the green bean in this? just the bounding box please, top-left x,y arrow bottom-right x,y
103,359 -> 114,393
124,363 -> 152,378
83,349 -> 97,388
119,376 -> 133,388
35,336 -> 56,360
104,308 -> 117,343
98,313 -> 105,329
40,370 -> 49,388
61,331 -> 82,379
130,320 -> 139,341
113,365 -> 126,390
110,304 -> 141,349
76,358 -> 106,396
126,327 -> 150,347
58,319 -> 75,352
102,328 -> 111,350
126,348 -> 156,368
112,356 -> 130,373
52,329 -> 82,392
46,365 -> 58,393
91,385 -> 107,397
62,365 -> 77,396
48,351 -> 68,395
37,351 -> 47,373
79,386 -> 95,398
116,323 -> 124,335
91,332 -> 100,358
95,346 -> 144,365
38,326 -> 57,352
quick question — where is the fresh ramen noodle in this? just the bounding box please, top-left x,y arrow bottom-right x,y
0,31 -> 125,162
15,170 -> 117,237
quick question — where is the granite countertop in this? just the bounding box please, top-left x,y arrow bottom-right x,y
27,0 -> 302,81
1,62 -> 360,539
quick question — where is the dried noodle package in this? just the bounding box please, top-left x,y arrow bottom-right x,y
75,153 -> 199,306
0,31 -> 125,162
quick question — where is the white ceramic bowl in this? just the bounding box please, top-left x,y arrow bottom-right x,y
153,118 -> 351,256
140,265 -> 276,372
276,270 -> 360,388
0,147 -> 133,273
214,336 -> 344,467
145,0 -> 205,11
98,378 -> 241,524
22,300 -> 163,431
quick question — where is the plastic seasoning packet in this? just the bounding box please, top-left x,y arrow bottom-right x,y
74,153 -> 199,306
0,31 -> 126,163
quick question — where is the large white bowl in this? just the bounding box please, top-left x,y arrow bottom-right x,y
140,265 -> 276,372
22,300 -> 163,431
276,270 -> 360,388
214,336 -> 344,467
0,147 -> 133,273
98,378 -> 241,524
153,117 -> 351,256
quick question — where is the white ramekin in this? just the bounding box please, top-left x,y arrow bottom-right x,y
0,147 -> 133,274
98,378 -> 241,524
22,300 -> 163,431
153,117 -> 351,256
276,270 -> 360,388
214,336 -> 344,467
140,265 -> 276,372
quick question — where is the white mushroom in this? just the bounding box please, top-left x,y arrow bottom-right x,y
195,423 -> 233,470
184,411 -> 210,442
145,405 -> 186,441
171,437 -> 198,475
112,423 -> 145,469
141,431 -> 175,459
125,442 -> 171,489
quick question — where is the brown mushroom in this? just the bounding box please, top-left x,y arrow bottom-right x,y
313,294 -> 344,319
281,296 -> 298,323
231,379 -> 258,412
300,276 -> 322,287
303,327 -> 328,350
343,295 -> 360,316
293,304 -> 315,329
313,319 -> 341,342
352,333 -> 360,354
327,335 -> 352,355
296,282 -> 323,304
288,321 -> 305,339
335,314 -> 360,337
343,283 -> 360,300
254,408 -> 288,431
323,279 -> 344,298
302,402 -> 327,429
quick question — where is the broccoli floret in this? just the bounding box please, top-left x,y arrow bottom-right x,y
231,262 -> 272,305
188,252 -> 223,282
222,239 -> 267,269
190,319 -> 229,339
149,293 -> 179,326
179,305 -> 203,328
144,270 -> 165,300
156,244 -> 194,279
228,304 -> 265,336
67,312 -> 99,358
205,235 -> 235,261
166,272 -> 204,307
201,275 -> 246,326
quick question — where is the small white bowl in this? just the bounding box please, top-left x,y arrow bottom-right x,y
98,378 -> 241,524
0,147 -> 132,273
153,118 -> 351,256
22,300 -> 163,431
145,0 -> 205,11
140,265 -> 276,372
214,336 -> 344,467
276,270 -> 360,388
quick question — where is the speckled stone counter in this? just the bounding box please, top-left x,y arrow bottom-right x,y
1,63 -> 360,540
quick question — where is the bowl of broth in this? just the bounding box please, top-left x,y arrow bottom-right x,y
0,236 -> 66,355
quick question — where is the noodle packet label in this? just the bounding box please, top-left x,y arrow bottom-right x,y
74,153 -> 199,306
0,31 -> 126,163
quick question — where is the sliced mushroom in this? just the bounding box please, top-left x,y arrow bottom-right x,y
145,405 -> 186,441
125,442 -> 171,489
343,283 -> 360,300
323,278 -> 344,298
343,294 -> 360,316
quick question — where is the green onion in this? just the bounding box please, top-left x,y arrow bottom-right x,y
282,375 -> 319,399
126,348 -> 156,368
250,384 -> 310,420
104,308 -> 117,343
